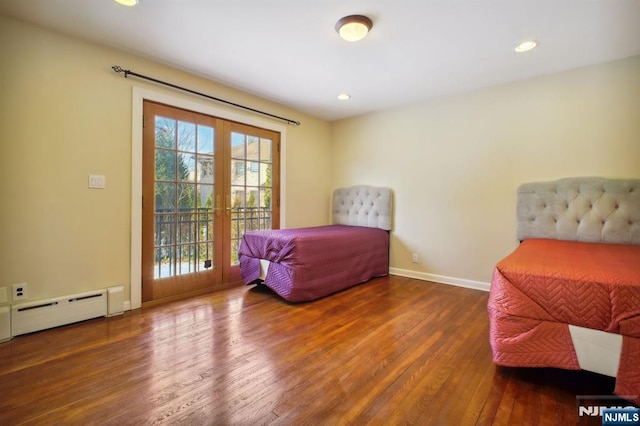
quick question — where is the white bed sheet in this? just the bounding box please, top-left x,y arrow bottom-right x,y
569,325 -> 623,378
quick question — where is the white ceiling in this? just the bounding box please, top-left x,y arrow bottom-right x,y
1,0 -> 639,122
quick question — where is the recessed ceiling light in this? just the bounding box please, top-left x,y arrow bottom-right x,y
335,15 -> 373,42
114,0 -> 138,6
515,40 -> 538,53
337,93 -> 351,101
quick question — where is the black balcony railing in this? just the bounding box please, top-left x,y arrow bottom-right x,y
230,207 -> 272,238
153,207 -> 272,278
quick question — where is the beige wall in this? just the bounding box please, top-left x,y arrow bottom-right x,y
0,16 -> 332,305
332,55 -> 640,287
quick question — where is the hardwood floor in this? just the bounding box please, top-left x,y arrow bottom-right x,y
0,275 -> 620,425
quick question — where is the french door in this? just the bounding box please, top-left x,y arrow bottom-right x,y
142,101 -> 280,302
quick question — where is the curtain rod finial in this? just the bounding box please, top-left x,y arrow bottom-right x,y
112,65 -> 130,77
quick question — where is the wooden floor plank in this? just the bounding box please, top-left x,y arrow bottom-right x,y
0,275 -> 624,425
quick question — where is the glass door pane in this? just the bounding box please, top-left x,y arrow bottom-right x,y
229,130 -> 275,265
153,116 -> 216,278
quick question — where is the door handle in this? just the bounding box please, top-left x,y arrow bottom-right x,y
226,195 -> 231,216
214,194 -> 221,216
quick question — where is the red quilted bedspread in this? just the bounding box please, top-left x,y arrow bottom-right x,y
488,239 -> 640,403
238,225 -> 389,302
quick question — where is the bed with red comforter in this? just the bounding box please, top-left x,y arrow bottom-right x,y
239,185 -> 392,302
488,177 -> 640,404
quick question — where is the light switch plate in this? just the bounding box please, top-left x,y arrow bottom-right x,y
89,174 -> 105,189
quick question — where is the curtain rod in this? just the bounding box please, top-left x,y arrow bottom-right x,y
111,65 -> 301,126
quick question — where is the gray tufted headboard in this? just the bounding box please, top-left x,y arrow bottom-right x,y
332,185 -> 392,231
517,177 -> 640,245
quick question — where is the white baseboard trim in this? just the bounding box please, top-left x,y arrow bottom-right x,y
123,301 -> 131,312
389,268 -> 490,292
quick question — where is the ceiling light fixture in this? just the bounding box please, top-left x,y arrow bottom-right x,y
515,40 -> 538,53
335,15 -> 373,42
337,93 -> 351,101
114,0 -> 138,6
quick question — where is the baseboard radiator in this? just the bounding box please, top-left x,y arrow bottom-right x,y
10,288 -> 122,337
